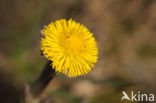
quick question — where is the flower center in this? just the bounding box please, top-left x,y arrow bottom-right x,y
62,33 -> 84,54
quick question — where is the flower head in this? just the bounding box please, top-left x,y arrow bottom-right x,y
41,19 -> 98,77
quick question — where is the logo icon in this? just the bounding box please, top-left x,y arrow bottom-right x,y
121,91 -> 130,101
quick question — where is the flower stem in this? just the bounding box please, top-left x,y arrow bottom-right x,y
31,61 -> 56,97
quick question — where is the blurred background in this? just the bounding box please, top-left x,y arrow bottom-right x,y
0,0 -> 156,103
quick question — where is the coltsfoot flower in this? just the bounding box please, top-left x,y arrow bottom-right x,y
41,19 -> 98,77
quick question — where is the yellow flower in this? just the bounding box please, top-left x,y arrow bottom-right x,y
41,19 -> 98,77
